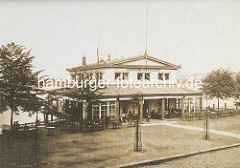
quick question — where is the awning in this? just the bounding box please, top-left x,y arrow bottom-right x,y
95,86 -> 202,98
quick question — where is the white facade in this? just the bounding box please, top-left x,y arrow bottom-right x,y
68,56 -> 179,85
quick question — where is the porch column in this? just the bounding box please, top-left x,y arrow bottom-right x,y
178,98 -> 181,109
193,97 -> 196,113
99,103 -> 102,119
181,97 -> 185,119
107,102 -> 110,117
188,98 -> 191,113
213,104 -> 215,111
115,98 -> 120,118
161,99 -> 165,120
139,98 -> 144,123
82,100 -> 87,120
199,97 -> 203,113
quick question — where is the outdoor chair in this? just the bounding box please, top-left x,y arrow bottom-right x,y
68,122 -> 77,133
209,111 -> 218,118
128,119 -> 137,127
220,110 -> 229,117
85,121 -> 92,132
185,113 -> 194,121
229,109 -> 235,116
98,120 -> 104,131
111,119 -> 122,129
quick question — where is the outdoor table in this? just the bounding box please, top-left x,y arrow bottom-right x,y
220,110 -> 229,117
37,125 -> 46,128
112,120 -> 122,129
185,114 -> 194,121
209,112 -> 218,118
37,125 -> 46,133
229,110 -> 235,116
128,120 -> 137,127
46,126 -> 55,136
197,113 -> 205,120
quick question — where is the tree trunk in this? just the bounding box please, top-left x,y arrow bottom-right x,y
46,113 -> 48,123
51,112 -> 53,121
217,97 -> 220,117
10,109 -> 14,129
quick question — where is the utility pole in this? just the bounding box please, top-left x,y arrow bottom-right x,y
145,1 -> 149,66
204,106 -> 209,140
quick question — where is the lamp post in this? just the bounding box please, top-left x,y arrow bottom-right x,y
134,96 -> 142,152
34,111 -> 40,166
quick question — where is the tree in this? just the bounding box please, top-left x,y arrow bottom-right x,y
69,71 -> 99,121
233,72 -> 240,111
201,68 -> 235,116
0,42 -> 43,128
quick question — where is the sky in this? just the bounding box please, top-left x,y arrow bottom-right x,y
0,0 -> 240,79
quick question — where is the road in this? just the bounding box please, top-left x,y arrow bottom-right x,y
147,146 -> 240,168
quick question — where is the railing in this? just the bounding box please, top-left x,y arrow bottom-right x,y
1,118 -> 66,133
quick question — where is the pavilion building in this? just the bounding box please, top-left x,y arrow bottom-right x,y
64,53 -> 203,122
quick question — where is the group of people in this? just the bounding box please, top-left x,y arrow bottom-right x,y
167,108 -> 176,119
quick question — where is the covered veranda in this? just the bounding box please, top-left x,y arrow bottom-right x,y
91,86 -> 203,122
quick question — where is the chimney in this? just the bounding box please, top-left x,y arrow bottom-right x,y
82,56 -> 86,66
108,54 -> 111,61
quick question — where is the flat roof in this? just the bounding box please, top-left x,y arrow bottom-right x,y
95,86 -> 202,98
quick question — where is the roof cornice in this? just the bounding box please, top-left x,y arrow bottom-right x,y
66,55 -> 181,72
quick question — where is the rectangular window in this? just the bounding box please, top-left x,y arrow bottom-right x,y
78,74 -> 83,80
92,105 -> 100,119
99,73 -> 103,80
137,73 -> 143,80
123,73 -> 128,80
86,74 -> 90,79
96,73 -> 103,80
158,73 -> 163,80
109,102 -> 116,118
115,73 -> 121,80
145,73 -> 150,80
165,73 -> 170,80
101,105 -> 107,119
88,73 -> 93,79
71,74 -> 76,80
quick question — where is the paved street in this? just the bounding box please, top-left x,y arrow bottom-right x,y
147,146 -> 240,168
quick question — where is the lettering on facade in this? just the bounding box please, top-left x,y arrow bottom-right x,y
127,68 -> 161,72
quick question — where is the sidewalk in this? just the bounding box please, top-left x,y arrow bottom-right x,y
141,119 -> 240,139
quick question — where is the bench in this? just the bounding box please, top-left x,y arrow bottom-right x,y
46,127 -> 55,136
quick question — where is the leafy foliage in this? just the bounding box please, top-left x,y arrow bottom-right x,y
67,71 -> 99,102
0,42 -> 43,115
201,68 -> 235,100
233,72 -> 240,100
233,72 -> 240,107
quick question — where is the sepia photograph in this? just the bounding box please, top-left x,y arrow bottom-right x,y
0,0 -> 240,167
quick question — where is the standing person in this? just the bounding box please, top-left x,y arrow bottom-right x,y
168,109 -> 172,119
146,109 -> 150,122
147,110 -> 151,123
171,108 -> 174,118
